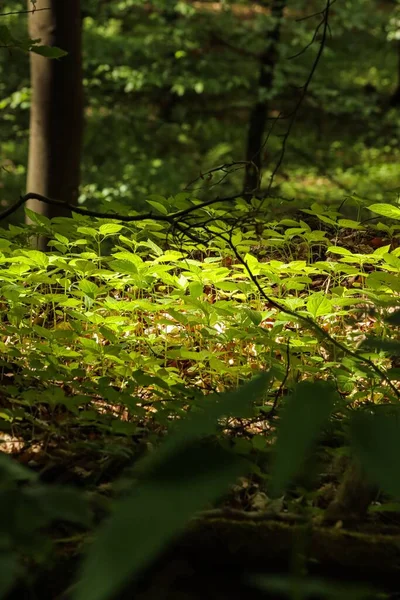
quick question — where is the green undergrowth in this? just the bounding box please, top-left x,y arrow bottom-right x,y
1,200 -> 400,438
1,198 -> 400,599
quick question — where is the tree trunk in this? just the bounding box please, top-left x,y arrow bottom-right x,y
26,0 -> 83,222
243,0 -> 285,199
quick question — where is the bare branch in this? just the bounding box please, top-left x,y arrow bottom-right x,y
223,232 -> 400,400
0,192 -> 241,223
263,0 -> 333,197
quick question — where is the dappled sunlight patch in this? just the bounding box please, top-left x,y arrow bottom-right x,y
0,433 -> 27,454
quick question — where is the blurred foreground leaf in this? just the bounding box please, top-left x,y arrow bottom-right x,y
270,381 -> 338,496
351,410 -> 400,497
73,373 -> 271,600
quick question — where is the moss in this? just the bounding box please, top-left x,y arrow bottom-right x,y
177,514 -> 400,575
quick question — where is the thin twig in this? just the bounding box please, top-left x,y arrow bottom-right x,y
0,7 -> 49,17
269,341 -> 291,419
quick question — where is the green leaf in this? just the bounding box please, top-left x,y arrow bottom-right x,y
77,227 -> 98,239
315,214 -> 337,226
337,219 -> 363,230
368,203 -> 400,221
279,219 -> 300,227
54,233 -> 69,245
28,487 -> 92,526
327,246 -> 352,255
73,445 -> 245,600
383,253 -> 400,269
359,336 -> 400,355
0,26 -> 13,44
146,200 -> 168,215
351,410 -> 400,497
0,553 -> 21,598
0,453 -> 36,483
0,239 -> 11,250
153,372 -> 271,450
21,249 -> 49,268
73,374 -> 270,600
369,502 -> 400,513
385,310 -> 400,326
78,280 -> 99,297
166,309 -> 188,325
32,324 -> 53,339
270,381 -> 337,496
109,259 -> 138,275
387,368 -> 400,381
58,298 -> 81,308
188,281 -> 203,298
306,292 -> 332,318
215,281 -> 239,292
178,349 -> 208,360
373,244 -> 391,256
156,250 -> 184,262
31,45 -> 68,58
242,308 -> 263,326
145,239 -> 164,257
24,208 -> 51,226
98,223 -> 123,236
367,271 -> 400,292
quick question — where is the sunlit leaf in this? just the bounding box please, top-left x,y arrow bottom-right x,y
21,250 -> 49,268
31,45 -> 68,58
77,227 -> 98,239
188,281 -> 203,298
383,253 -> 400,269
145,239 -> 164,256
337,219 -> 364,230
306,292 -> 332,318
109,259 -> 138,275
327,246 -> 352,255
55,233 -> 69,245
78,280 -> 100,296
98,223 -> 123,236
368,203 -> 400,221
